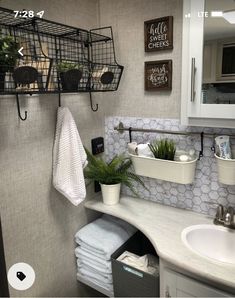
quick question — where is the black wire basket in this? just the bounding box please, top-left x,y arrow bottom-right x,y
0,7 -> 124,95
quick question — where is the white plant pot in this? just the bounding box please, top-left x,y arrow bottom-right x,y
215,149 -> 235,185
129,153 -> 197,184
100,183 -> 121,205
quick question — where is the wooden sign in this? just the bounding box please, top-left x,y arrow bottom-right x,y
145,60 -> 172,91
144,16 -> 173,52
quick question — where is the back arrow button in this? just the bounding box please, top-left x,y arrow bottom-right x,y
18,47 -> 24,57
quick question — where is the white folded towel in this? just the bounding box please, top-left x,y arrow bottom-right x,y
77,273 -> 114,293
75,246 -> 112,269
78,267 -> 113,284
53,107 -> 87,206
102,214 -> 137,236
75,216 -> 136,260
77,242 -> 108,260
77,258 -> 112,274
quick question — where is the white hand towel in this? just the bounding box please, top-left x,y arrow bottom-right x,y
53,107 -> 87,206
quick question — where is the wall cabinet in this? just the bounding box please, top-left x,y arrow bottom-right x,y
181,0 -> 235,128
162,268 -> 231,297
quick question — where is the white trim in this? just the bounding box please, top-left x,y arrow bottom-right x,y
181,0 -> 235,128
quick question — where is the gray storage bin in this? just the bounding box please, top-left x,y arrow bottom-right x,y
111,231 -> 159,297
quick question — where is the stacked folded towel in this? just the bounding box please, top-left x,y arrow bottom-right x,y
75,214 -> 136,294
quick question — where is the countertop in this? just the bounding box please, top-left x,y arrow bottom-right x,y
85,196 -> 235,290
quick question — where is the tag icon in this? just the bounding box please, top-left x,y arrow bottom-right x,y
16,271 -> 26,281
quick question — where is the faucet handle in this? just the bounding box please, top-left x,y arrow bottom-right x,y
216,204 -> 224,221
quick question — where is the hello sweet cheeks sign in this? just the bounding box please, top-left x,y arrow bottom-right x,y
144,16 -> 173,52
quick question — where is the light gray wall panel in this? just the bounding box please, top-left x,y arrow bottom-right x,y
0,1 -> 103,296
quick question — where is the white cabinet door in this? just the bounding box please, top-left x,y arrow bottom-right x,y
163,269 -> 231,298
181,0 -> 235,127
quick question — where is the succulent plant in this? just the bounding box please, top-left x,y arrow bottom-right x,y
148,139 -> 176,160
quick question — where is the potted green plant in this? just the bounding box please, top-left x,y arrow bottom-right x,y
0,34 -> 19,91
84,149 -> 146,205
56,61 -> 83,91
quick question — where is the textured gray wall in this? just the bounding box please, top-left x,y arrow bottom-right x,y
99,0 -> 183,119
0,0 -> 104,297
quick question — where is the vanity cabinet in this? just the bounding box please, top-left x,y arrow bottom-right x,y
162,268 -> 231,297
181,0 -> 235,128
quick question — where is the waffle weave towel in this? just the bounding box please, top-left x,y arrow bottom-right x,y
53,107 -> 87,206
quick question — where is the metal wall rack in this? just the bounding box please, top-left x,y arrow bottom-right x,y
114,122 -> 235,159
0,7 -> 124,119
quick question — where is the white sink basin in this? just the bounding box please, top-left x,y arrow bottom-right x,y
181,224 -> 235,265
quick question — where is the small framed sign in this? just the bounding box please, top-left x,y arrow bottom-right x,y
144,16 -> 173,52
145,60 -> 172,91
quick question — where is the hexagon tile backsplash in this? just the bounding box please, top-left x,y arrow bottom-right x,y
105,116 -> 235,216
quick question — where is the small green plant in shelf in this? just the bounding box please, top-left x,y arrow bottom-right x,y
0,34 -> 19,71
56,61 -> 82,72
56,60 -> 83,91
0,33 -> 19,91
148,139 -> 176,161
84,148 -> 147,205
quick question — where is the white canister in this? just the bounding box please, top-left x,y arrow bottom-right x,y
100,183 -> 121,205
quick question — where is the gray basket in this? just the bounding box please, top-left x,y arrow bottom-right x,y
111,231 -> 159,297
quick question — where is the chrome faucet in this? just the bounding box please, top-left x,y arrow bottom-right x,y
213,204 -> 224,225
214,205 -> 235,230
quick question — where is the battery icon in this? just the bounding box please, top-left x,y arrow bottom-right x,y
211,11 -> 223,17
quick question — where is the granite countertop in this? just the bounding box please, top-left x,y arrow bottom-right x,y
85,196 -> 235,290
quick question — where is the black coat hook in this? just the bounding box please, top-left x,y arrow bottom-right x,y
89,92 -> 98,112
16,94 -> 27,121
58,92 -> 61,107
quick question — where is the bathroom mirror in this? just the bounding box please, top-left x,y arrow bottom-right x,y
202,0 -> 235,104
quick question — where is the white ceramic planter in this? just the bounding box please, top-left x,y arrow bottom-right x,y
100,183 -> 121,205
129,153 -> 197,184
215,150 -> 235,185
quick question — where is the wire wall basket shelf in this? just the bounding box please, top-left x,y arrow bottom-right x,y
0,7 -> 124,95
